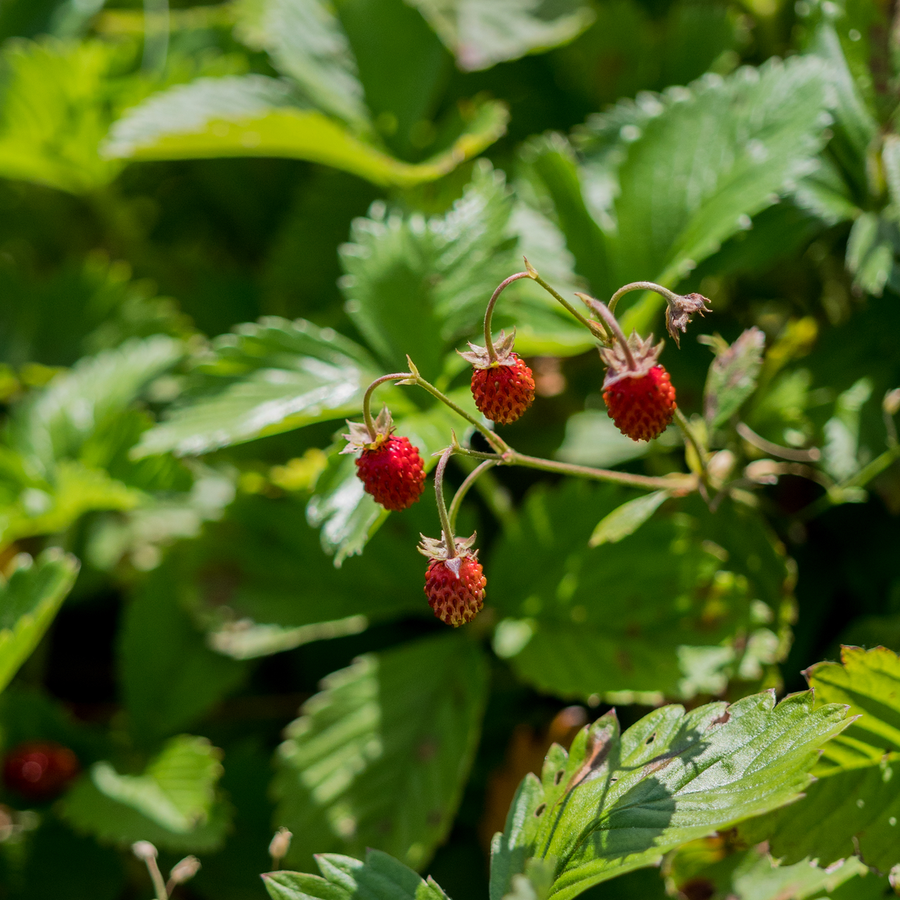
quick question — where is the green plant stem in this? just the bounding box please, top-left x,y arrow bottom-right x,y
452,445 -> 695,492
483,271 -> 533,361
524,259 -> 609,341
433,447 -> 457,557
575,293 -> 637,367
448,459 -> 499,532
674,408 -> 709,484
608,281 -> 680,316
362,372 -> 412,438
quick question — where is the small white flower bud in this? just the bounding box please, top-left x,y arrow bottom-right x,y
269,827 -> 292,862
132,840 -> 158,861
169,855 -> 201,885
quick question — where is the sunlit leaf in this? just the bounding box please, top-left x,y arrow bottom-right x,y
704,327 -> 766,430
60,734 -> 230,852
272,633 -> 489,870
263,850 -> 450,900
490,690 -> 851,900
104,74 -> 508,188
742,646 -> 900,873
0,549 -> 79,694
589,490 -> 669,546
408,0 -> 594,71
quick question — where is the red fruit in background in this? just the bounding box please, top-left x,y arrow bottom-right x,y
603,365 -> 676,442
3,741 -> 80,800
355,435 -> 426,510
470,354 -> 535,425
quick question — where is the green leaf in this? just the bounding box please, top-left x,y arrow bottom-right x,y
822,377 -> 873,483
118,567 -> 247,746
845,211 -> 897,297
104,74 -> 508,188
7,334 -> 183,475
555,410 -> 649,469
0,38 -> 122,192
339,163 -> 517,377
134,317 -> 379,458
588,490 -> 669,547
263,849 -> 450,900
408,0 -> 594,71
60,734 -> 230,852
0,549 -> 79,694
272,633 -> 489,870
489,690 -> 851,900
742,646 -> 900,873
703,327 -> 766,430
491,483 -> 788,704
234,0 -> 370,129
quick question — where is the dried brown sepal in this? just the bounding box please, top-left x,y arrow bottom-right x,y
666,292 -> 712,347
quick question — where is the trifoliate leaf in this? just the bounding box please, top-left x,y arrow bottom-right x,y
489,690 -> 851,900
272,634 -> 489,871
0,549 -> 79,694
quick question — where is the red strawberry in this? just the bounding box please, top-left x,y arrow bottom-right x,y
460,331 -> 535,425
419,533 -> 486,627
3,741 -> 80,801
601,333 -> 676,442
343,407 -> 425,511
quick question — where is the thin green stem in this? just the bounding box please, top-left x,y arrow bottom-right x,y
608,281 -> 680,316
525,260 -> 609,341
362,372 -> 411,438
576,294 -> 636,368
503,450 -> 696,492
434,447 -> 457,557
411,376 -> 509,454
448,459 -> 499,532
674,408 -> 709,483
483,272 -> 533,361
145,858 -> 168,900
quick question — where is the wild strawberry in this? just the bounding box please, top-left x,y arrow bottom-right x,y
419,533 -> 486,627
343,407 -> 425,510
600,333 -> 676,442
3,741 -> 79,801
460,331 -> 535,425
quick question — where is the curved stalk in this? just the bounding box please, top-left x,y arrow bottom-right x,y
608,281 -> 680,316
433,447 -> 457,558
483,272 -> 533,361
575,294 -> 637,369
448,459 -> 499,533
525,260 -> 609,341
362,372 -> 412,439
674,408 -> 709,485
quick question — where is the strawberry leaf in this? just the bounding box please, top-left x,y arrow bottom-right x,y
703,327 -> 766,430
272,634 -> 489,871
489,690 -> 851,900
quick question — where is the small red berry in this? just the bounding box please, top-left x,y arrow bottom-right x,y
603,365 -> 676,442
3,741 -> 79,801
470,354 -> 535,425
459,331 -> 535,425
419,532 -> 486,627
600,333 -> 676,442
343,407 -> 426,511
355,435 -> 426,511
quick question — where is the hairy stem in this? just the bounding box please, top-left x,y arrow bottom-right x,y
524,259 -> 610,341
362,372 -> 412,439
448,459 -> 499,533
434,447 -> 457,557
608,281 -> 680,316
576,294 -> 637,369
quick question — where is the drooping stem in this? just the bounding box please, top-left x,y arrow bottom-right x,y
524,259 -> 609,341
362,372 -> 412,439
608,281 -> 680,316
434,447 -> 457,558
483,272 -> 533,361
575,294 -> 637,370
448,459 -> 499,532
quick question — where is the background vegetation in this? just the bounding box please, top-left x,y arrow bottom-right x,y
1,0 -> 899,898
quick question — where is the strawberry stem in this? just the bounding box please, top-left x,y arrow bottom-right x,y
448,459 -> 499,533
483,271 -> 533,362
434,447 -> 458,558
608,281 -> 681,316
525,259 -> 609,340
362,372 -> 412,439
575,294 -> 637,370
